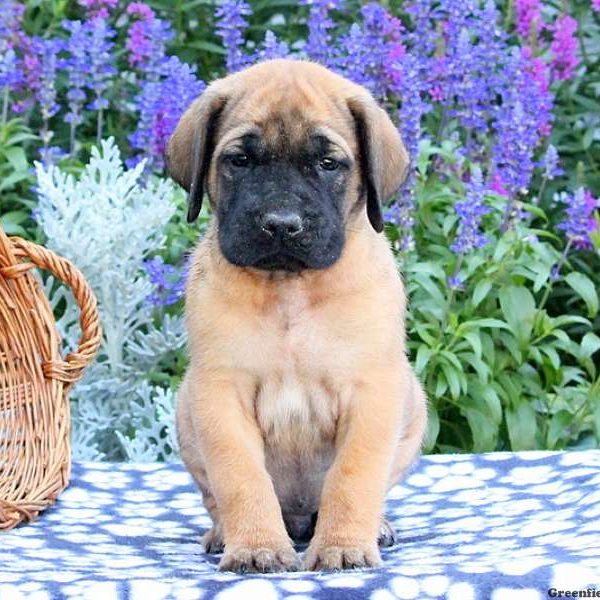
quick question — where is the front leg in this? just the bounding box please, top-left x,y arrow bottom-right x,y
304,369 -> 407,571
187,369 -> 300,573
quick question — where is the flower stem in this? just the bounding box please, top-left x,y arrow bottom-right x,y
70,122 -> 77,156
1,87 -> 8,127
440,254 -> 464,338
536,175 -> 548,206
537,238 -> 573,315
97,108 -> 103,146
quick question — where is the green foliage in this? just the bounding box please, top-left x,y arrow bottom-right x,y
402,141 -> 600,453
0,119 -> 37,237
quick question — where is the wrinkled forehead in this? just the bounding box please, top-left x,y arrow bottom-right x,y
216,84 -> 356,159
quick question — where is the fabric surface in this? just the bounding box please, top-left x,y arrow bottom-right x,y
2,451 -> 600,600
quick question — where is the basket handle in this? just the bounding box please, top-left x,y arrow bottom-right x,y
0,236 -> 102,385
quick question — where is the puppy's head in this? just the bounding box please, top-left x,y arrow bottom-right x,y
166,59 -> 408,272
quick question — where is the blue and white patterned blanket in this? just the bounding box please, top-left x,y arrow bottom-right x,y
2,451 -> 600,600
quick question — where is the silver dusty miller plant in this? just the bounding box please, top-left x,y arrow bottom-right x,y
35,138 -> 185,461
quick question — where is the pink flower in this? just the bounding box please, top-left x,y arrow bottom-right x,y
515,0 -> 541,38
490,173 -> 509,197
593,0 -> 600,11
550,15 -> 579,81
127,2 -> 155,20
77,0 -> 117,18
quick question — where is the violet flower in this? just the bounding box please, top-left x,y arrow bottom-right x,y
0,0 -> 25,123
62,20 -> 89,151
130,57 -> 205,171
86,18 -> 116,111
85,17 -> 116,143
302,0 -> 343,67
28,37 -> 61,148
215,0 -> 252,73
253,30 -> 289,63
144,256 -> 187,307
491,49 -> 549,203
542,144 -> 561,180
450,167 -> 491,254
126,3 -> 173,76
556,189 -> 599,250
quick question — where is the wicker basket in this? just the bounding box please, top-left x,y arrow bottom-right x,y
0,226 -> 101,530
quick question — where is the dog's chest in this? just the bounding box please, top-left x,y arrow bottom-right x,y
256,373 -> 337,514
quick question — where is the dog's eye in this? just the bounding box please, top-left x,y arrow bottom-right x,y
319,157 -> 339,171
229,153 -> 250,167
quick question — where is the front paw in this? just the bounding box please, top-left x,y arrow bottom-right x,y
218,543 -> 301,573
303,540 -> 382,571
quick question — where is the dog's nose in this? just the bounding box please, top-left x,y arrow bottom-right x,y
260,210 -> 303,238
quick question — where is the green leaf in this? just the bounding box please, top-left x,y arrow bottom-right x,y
472,279 -> 492,309
565,272 -> 599,318
468,318 -> 510,330
440,361 -> 462,399
0,210 -> 28,225
415,345 -> 433,375
3,146 -> 28,172
506,402 -> 537,450
424,403 -> 440,452
547,410 -> 574,449
552,314 -> 591,329
186,41 -> 227,55
581,333 -> 600,358
499,286 -> 536,347
540,345 -> 561,371
463,330 -> 482,358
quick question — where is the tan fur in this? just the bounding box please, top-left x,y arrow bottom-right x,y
172,59 -> 427,573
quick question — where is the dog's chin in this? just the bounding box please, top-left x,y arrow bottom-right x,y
222,249 -> 341,273
251,255 -> 309,272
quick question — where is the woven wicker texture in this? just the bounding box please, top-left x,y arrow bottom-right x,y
0,227 -> 101,530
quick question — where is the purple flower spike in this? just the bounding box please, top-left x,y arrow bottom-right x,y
0,45 -> 21,91
550,15 -> 579,81
126,3 -> 173,76
62,20 -> 89,128
515,0 -> 541,38
130,57 -> 205,171
447,274 -> 464,291
542,144 -> 561,180
85,18 -> 116,112
144,256 -> 187,307
29,37 -> 61,122
556,189 -> 599,250
215,0 -> 252,73
451,167 -> 491,254
254,31 -> 289,62
302,0 -> 344,66
77,0 -> 118,19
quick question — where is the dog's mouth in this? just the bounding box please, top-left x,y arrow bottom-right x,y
251,254 -> 309,272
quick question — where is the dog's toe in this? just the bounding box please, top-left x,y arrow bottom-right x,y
202,527 -> 225,554
377,518 -> 398,548
304,542 -> 382,571
218,545 -> 301,574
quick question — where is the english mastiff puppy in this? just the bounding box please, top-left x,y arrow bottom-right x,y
167,59 -> 427,573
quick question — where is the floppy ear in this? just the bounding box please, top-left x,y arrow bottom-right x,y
347,96 -> 409,232
166,90 -> 228,223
